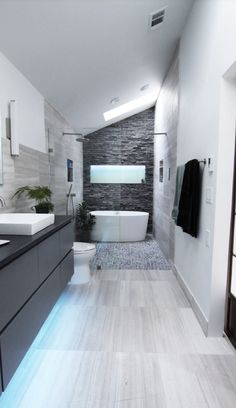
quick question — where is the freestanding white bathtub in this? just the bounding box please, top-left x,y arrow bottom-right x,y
90,211 -> 149,242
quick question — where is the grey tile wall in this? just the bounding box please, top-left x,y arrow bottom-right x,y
45,101 -> 83,214
83,108 -> 154,231
153,56 -> 179,260
0,138 -> 51,213
0,101 -> 83,214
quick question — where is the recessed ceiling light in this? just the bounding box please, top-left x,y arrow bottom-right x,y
140,84 -> 150,92
104,92 -> 157,122
110,97 -> 120,104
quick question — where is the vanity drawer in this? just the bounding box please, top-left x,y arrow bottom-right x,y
0,265 -> 61,389
38,231 -> 60,283
60,250 -> 74,290
0,247 -> 38,332
0,366 -> 2,396
59,222 -> 74,259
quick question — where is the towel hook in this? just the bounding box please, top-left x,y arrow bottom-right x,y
199,159 -> 207,165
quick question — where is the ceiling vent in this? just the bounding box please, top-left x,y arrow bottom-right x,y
149,8 -> 166,30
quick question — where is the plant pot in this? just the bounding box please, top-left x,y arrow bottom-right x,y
35,204 -> 50,214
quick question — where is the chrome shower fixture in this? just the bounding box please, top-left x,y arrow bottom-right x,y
62,132 -> 88,142
66,183 -> 76,217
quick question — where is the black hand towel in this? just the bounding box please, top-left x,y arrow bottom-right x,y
177,159 -> 200,238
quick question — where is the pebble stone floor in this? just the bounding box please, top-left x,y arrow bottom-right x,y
91,236 -> 171,270
0,247 -> 236,407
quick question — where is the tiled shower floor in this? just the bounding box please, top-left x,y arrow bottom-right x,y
91,235 -> 171,270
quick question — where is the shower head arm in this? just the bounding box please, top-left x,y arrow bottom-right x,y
62,132 -> 83,136
62,132 -> 88,142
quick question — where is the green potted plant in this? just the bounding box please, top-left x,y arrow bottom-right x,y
12,185 -> 54,213
75,201 -> 96,242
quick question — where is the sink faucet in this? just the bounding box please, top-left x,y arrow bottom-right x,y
0,196 -> 6,207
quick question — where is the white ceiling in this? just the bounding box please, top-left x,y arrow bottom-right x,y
0,0 -> 194,133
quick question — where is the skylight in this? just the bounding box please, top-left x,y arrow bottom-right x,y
103,92 -> 157,122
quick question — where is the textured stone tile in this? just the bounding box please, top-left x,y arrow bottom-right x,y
83,108 -> 154,231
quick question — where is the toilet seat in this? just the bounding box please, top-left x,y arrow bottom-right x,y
73,242 -> 96,253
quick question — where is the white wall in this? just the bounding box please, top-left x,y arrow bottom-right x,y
0,51 -> 45,153
175,0 -> 236,335
210,75 -> 236,335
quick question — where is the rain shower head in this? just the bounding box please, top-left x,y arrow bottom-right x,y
76,137 -> 89,143
62,132 -> 88,142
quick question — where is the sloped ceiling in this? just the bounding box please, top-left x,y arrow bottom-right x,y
0,0 -> 194,132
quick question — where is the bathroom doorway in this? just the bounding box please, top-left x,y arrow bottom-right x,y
225,130 -> 236,348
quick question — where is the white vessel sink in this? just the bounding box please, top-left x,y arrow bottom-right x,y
0,213 -> 55,235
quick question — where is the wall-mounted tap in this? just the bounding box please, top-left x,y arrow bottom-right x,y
0,196 -> 6,207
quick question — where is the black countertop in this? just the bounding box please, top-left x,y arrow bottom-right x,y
0,216 -> 73,269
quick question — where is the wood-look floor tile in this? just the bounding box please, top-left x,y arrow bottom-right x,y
157,354 -> 210,408
115,353 -> 145,400
1,350 -> 236,408
38,306 -> 91,350
60,278 -> 188,309
5,351 -> 236,408
37,301 -> 234,355
151,281 -> 189,308
120,270 -> 151,281
70,352 -> 116,404
78,308 -> 112,351
199,354 -> 236,408
1,266 -> 235,408
0,349 -> 49,408
81,281 -> 120,307
17,351 -> 82,408
70,400 -> 115,408
93,269 -> 119,281
60,283 -> 90,307
110,308 -> 157,353
71,397 -> 166,408
179,308 -> 234,355
114,397 -> 166,408
93,269 -> 174,282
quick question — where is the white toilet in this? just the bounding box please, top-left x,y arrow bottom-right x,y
72,242 -> 96,284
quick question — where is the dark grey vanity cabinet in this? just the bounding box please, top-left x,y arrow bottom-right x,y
60,250 -> 74,290
0,247 -> 38,332
59,221 -> 74,259
0,265 -> 62,388
0,218 -> 74,393
38,232 -> 61,283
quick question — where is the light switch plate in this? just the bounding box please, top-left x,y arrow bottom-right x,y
205,230 -> 210,248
